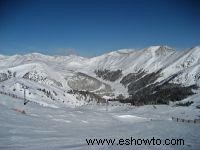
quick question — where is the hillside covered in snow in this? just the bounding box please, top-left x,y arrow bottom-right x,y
0,45 -> 200,107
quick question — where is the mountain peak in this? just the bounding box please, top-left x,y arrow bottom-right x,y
145,45 -> 175,56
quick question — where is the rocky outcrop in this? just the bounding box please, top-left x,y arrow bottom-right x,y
23,71 -> 63,87
0,73 -> 9,82
0,71 -> 16,82
23,71 -> 47,82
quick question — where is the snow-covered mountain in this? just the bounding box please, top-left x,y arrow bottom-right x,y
0,45 -> 200,107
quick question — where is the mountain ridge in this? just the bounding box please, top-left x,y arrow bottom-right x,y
0,45 -> 200,107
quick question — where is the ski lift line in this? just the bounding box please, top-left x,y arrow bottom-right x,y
0,90 -> 39,106
0,82 -> 30,106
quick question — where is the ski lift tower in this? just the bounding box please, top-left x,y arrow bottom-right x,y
22,84 -> 29,105
102,96 -> 111,112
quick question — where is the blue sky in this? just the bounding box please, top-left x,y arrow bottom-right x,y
0,0 -> 199,56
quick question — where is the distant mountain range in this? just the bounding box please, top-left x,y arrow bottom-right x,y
0,45 -> 200,107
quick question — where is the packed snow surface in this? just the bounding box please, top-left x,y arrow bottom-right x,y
0,95 -> 200,150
